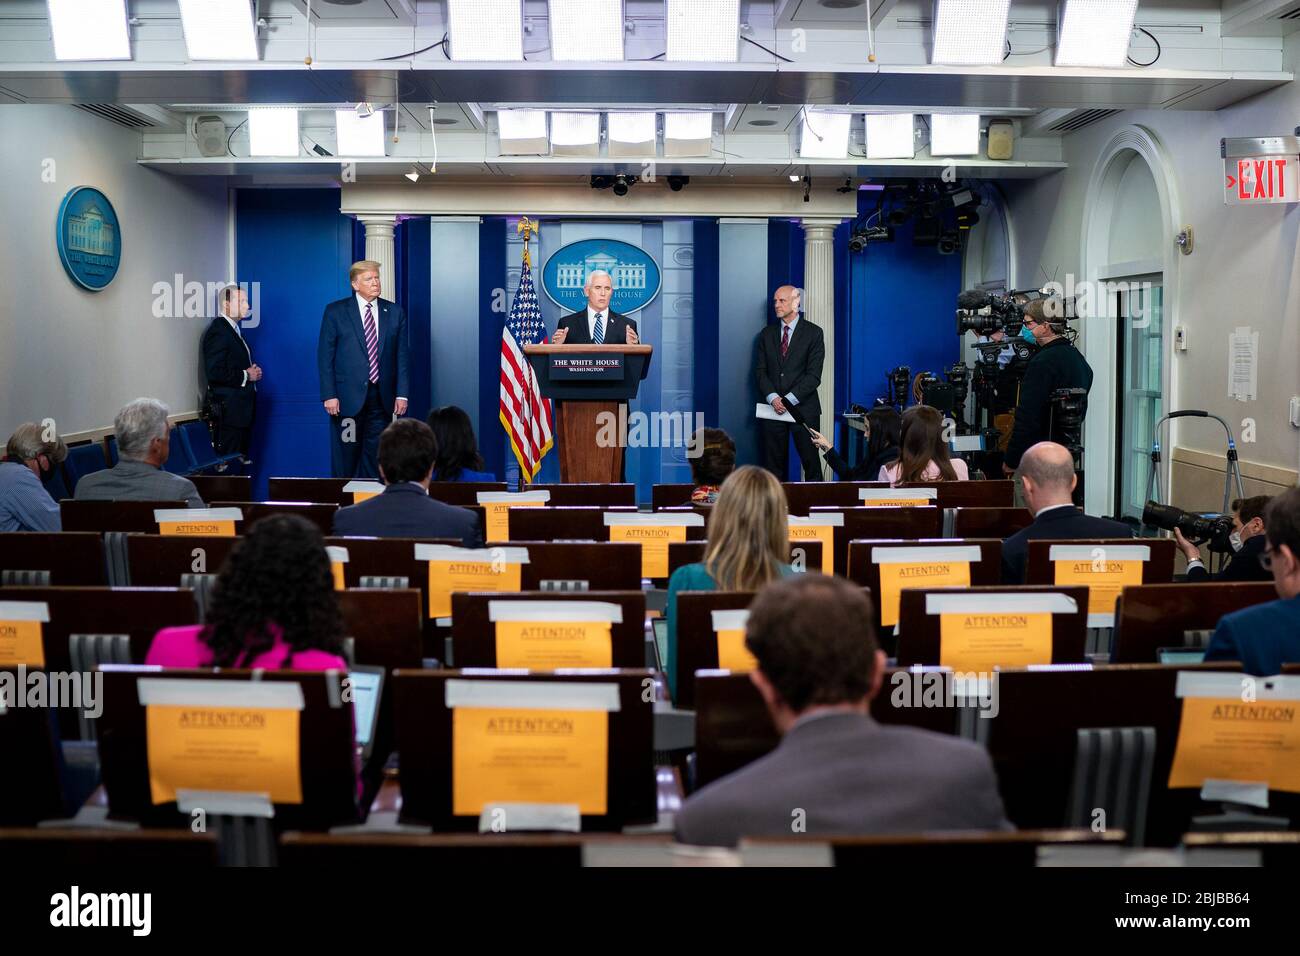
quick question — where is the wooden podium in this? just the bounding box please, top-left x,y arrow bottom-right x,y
524,344 -> 653,484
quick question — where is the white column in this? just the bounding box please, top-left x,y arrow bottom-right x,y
801,218 -> 841,445
357,214 -> 398,297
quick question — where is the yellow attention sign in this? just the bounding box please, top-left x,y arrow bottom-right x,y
483,500 -> 545,543
1168,698 -> 1300,793
158,520 -> 236,537
427,560 -> 523,619
1053,559 -> 1144,619
0,619 -> 45,668
494,620 -> 613,670
878,562 -> 971,628
789,524 -> 834,575
331,562 -> 346,591
351,490 -> 380,504
452,707 -> 608,815
608,524 -> 688,578
715,628 -> 758,672
938,612 -> 1053,670
860,499 -> 932,509
145,704 -> 303,804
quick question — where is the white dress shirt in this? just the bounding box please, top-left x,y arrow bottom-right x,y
766,314 -> 802,407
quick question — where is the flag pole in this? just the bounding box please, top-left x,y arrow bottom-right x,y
517,215 -> 538,484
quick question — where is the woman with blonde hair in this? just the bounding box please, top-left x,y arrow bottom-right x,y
664,465 -> 799,699
879,404 -> 968,486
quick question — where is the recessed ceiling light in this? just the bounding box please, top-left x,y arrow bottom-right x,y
748,119 -> 778,127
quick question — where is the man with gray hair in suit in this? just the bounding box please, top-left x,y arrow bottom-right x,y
675,574 -> 1010,847
74,398 -> 204,508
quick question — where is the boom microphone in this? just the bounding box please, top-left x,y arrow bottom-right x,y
957,289 -> 994,310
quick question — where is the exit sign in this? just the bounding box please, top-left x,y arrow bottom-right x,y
1222,135 -> 1300,205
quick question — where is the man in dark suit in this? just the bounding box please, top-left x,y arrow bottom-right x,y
202,284 -> 261,460
1001,441 -> 1132,583
332,419 -> 482,547
755,285 -> 824,481
1173,495 -> 1273,582
317,260 -> 410,479
1205,487 -> 1300,674
675,574 -> 1009,847
552,270 -> 640,346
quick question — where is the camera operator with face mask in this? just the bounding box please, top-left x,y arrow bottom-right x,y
1001,297 -> 1093,476
1173,495 -> 1273,582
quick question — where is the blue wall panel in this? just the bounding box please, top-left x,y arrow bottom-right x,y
847,216 -> 964,408
397,216 -> 432,418
236,188 -> 355,497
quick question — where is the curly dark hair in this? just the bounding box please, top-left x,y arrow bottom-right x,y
427,405 -> 486,481
200,514 -> 346,668
689,428 -> 736,487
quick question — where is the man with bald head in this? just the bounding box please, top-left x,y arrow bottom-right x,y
756,285 -> 824,481
1001,440 -> 1131,582
553,270 -> 640,346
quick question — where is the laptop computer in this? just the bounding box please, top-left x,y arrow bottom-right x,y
348,665 -> 385,763
1157,648 -> 1206,665
651,618 -> 669,673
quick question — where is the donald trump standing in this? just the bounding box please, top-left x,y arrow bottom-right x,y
317,260 -> 410,478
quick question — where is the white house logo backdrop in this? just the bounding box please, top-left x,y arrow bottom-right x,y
541,238 -> 662,314
56,186 -> 122,291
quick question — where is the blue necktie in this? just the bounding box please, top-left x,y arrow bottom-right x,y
593,312 -> 605,344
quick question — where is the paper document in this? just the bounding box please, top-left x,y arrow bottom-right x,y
755,402 -> 795,423
1228,326 -> 1258,402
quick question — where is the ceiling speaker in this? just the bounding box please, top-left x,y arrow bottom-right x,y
195,115 -> 228,158
987,119 -> 1015,161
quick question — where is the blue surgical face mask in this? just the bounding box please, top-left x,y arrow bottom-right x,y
1019,324 -> 1037,344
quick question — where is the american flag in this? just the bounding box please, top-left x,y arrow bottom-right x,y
499,257 -> 553,482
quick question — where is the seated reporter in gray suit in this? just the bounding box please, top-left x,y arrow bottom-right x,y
332,418 -> 482,548
74,398 -> 204,508
675,574 -> 1010,847
318,260 -> 410,479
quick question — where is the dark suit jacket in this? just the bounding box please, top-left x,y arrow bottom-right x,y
674,712 -> 1010,847
556,308 -> 637,345
317,295 -> 410,417
1186,534 -> 1271,583
201,316 -> 256,428
1205,595 -> 1300,675
755,318 -> 825,425
1000,505 -> 1134,583
331,482 -> 482,547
